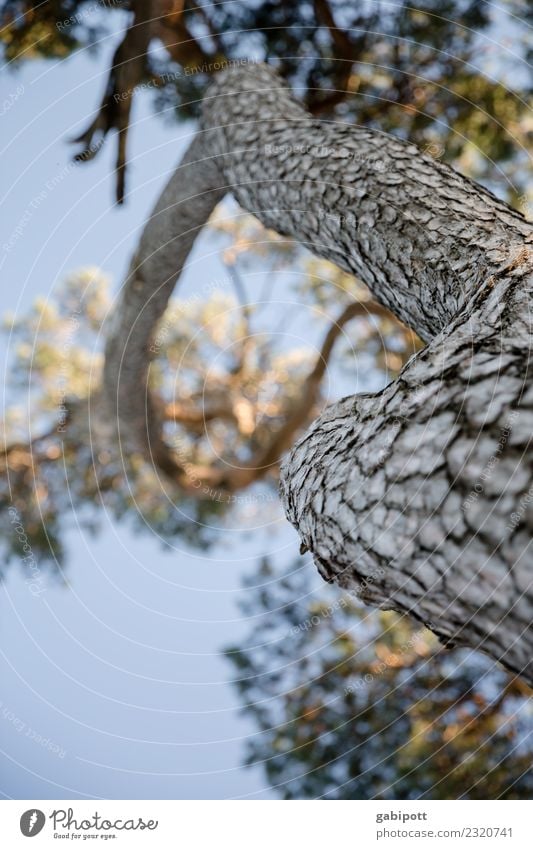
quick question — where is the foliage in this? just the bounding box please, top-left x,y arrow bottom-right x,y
0,0 -> 107,62
2,1 -> 532,202
226,558 -> 533,799
1,214 -> 414,568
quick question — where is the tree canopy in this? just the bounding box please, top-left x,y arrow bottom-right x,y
2,1 -> 532,201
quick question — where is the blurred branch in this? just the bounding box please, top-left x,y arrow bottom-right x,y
308,0 -> 375,115
71,0 -> 216,203
163,402 -> 237,426
313,0 -> 353,57
224,299 -> 392,488
72,0 -> 157,203
225,259 -> 254,376
102,132 -> 226,482
154,0 -> 218,68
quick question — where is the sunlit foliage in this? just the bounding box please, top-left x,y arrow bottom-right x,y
1,214 -> 414,569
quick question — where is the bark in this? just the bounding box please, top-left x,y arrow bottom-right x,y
104,63 -> 533,682
102,136 -> 225,480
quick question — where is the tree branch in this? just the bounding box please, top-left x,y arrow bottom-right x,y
72,0 -> 158,203
102,61 -> 532,485
102,64 -> 533,680
102,131 -> 226,476
72,0 -> 216,203
155,0 -> 218,68
224,300 -> 393,488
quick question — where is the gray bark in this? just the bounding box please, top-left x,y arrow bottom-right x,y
104,63 -> 533,682
102,139 -> 225,476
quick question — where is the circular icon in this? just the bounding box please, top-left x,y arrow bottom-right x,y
20,810 -> 46,837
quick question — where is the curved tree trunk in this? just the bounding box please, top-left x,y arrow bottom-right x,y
104,63 -> 533,682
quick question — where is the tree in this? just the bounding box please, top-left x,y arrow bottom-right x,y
2,5 -> 532,682
101,61 -> 533,684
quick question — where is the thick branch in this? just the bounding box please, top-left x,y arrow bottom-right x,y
281,261 -> 533,682
103,63 -> 533,680
200,65 -> 531,343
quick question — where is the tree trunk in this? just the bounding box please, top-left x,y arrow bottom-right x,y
105,63 -> 533,682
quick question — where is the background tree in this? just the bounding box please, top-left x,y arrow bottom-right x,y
226,557 -> 533,799
1,214 -> 415,569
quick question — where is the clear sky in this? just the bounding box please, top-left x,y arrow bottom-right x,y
0,9 -> 306,799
